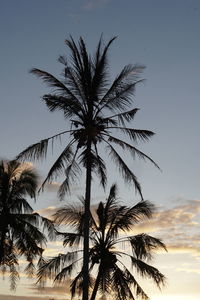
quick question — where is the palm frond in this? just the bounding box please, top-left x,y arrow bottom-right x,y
24,261 -> 36,278
16,130 -> 72,161
62,66 -> 87,111
10,198 -> 33,214
118,261 -> 149,300
78,148 -> 106,189
65,37 -> 92,101
53,205 -> 84,229
62,232 -> 83,247
105,183 -> 118,210
109,108 -> 139,126
129,234 -> 167,260
91,36 -> 116,100
107,127 -> 155,143
38,214 -> 57,241
98,266 -> 112,294
43,94 -> 84,119
37,252 -> 79,284
107,143 -> 143,199
65,36 -> 84,78
58,147 -> 81,199
0,160 -> 47,291
107,135 -> 160,169
111,265 -> 135,300
13,216 -> 46,252
70,270 -> 83,298
131,257 -> 166,287
9,264 -> 19,291
93,145 -> 107,189
10,168 -> 39,199
95,64 -> 145,116
106,201 -> 154,244
39,140 -> 74,192
30,68 -> 80,103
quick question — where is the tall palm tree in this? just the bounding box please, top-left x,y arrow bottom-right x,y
0,160 -> 55,290
16,36 -> 159,300
37,184 -> 166,300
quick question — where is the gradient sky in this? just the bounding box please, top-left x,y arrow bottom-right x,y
1,0 -> 200,299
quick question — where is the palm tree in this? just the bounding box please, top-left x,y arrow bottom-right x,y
37,184 -> 166,300
16,36 -> 159,300
0,160 -> 55,290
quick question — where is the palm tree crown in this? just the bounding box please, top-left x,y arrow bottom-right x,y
0,160 -> 55,290
38,184 -> 166,300
16,36 -> 159,300
17,36 -> 158,198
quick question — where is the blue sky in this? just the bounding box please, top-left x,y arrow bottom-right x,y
0,0 -> 200,299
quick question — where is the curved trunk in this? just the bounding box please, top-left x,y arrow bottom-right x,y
82,140 -> 92,300
0,233 -> 5,264
0,214 -> 7,264
90,263 -> 103,300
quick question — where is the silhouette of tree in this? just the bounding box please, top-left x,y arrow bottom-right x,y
0,160 -> 55,290
37,184 -> 166,300
16,36 -> 159,300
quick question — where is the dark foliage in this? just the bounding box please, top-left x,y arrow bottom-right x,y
37,185 -> 166,300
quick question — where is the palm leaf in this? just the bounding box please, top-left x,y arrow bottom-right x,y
111,264 -> 135,300
37,252 -> 79,284
129,234 -> 167,260
109,108 -> 139,126
43,94 -> 84,119
16,130 -> 71,161
118,261 -> 149,300
39,141 -> 74,192
131,257 -> 166,287
93,144 -> 107,189
30,68 -> 80,103
70,270 -> 83,298
107,143 -> 143,199
61,232 -> 83,247
95,64 -> 145,115
107,135 -> 160,169
10,198 -> 33,214
9,264 -> 19,291
91,36 -> 116,100
107,127 -> 155,143
58,147 -> 81,199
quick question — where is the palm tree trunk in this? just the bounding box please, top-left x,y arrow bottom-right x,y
0,231 -> 6,264
82,139 -> 92,300
90,263 -> 103,300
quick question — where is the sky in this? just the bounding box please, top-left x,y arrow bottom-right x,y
0,0 -> 200,299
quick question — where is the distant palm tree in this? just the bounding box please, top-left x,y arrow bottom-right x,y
37,184 -> 166,300
0,160 -> 55,290
16,36 -> 159,300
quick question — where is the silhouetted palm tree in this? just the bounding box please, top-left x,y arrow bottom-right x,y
16,36 -> 159,300
37,184 -> 166,300
0,160 -> 55,290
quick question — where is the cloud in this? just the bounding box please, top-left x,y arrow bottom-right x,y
166,245 -> 200,255
37,198 -> 200,258
176,267 -> 200,274
43,181 -> 83,195
83,0 -> 110,11
44,181 -> 61,192
29,283 -> 71,296
131,198 -> 200,256
35,206 -> 58,217
43,241 -> 64,256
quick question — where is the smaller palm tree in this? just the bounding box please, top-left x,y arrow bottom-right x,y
0,160 -> 55,290
37,184 -> 166,300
